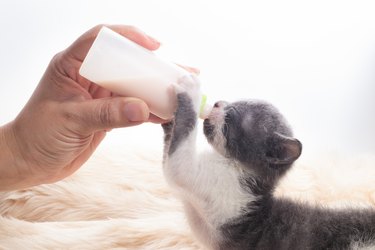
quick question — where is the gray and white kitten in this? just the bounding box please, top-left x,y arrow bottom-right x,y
162,75 -> 375,250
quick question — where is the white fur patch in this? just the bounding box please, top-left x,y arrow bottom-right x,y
165,143 -> 255,249
350,240 -> 375,250
195,150 -> 254,227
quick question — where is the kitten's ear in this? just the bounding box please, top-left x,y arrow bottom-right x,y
266,132 -> 302,165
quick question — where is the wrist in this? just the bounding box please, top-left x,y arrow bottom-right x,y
0,122 -> 31,191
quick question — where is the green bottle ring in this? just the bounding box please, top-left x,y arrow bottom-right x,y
200,94 -> 207,115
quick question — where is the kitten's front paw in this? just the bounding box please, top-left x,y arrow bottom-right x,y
176,74 -> 201,111
161,120 -> 174,135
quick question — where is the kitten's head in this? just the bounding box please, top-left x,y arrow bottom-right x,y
204,100 -> 302,177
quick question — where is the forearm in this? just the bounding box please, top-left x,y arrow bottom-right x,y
0,122 -> 30,191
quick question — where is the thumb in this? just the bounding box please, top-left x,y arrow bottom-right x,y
74,97 -> 150,132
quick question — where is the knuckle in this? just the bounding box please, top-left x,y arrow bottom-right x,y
85,24 -> 109,41
93,23 -> 107,32
98,101 -> 113,127
51,51 -> 63,63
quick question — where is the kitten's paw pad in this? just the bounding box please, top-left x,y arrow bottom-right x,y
176,74 -> 201,106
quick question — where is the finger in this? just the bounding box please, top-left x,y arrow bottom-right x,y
148,113 -> 171,124
65,24 -> 161,62
176,64 -> 200,75
72,97 -> 150,133
109,24 -> 161,51
88,83 -> 113,99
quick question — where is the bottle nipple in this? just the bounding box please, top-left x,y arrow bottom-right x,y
199,94 -> 212,119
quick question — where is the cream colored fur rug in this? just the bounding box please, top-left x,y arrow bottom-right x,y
1,142 -> 374,249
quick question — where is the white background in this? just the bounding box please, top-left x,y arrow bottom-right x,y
0,0 -> 374,159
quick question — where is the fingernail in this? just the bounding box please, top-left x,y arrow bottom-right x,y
124,102 -> 148,122
147,35 -> 161,46
190,67 -> 200,75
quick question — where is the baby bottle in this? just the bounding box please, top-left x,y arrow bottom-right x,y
79,26 -> 211,120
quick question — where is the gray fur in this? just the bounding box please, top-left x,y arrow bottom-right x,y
162,84 -> 375,250
162,93 -> 197,156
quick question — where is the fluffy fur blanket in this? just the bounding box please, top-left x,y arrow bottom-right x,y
1,142 -> 374,249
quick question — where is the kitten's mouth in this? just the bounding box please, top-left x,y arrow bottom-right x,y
203,100 -> 227,142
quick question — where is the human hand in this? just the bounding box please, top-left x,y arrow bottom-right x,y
0,25 -> 170,190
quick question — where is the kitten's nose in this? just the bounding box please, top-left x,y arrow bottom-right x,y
214,101 -> 228,108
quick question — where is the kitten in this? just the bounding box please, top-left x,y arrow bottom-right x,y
162,75 -> 375,250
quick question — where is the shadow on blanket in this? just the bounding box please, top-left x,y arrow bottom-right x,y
1,145 -> 374,249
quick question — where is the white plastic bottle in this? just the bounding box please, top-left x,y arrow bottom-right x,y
79,26 -> 211,120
